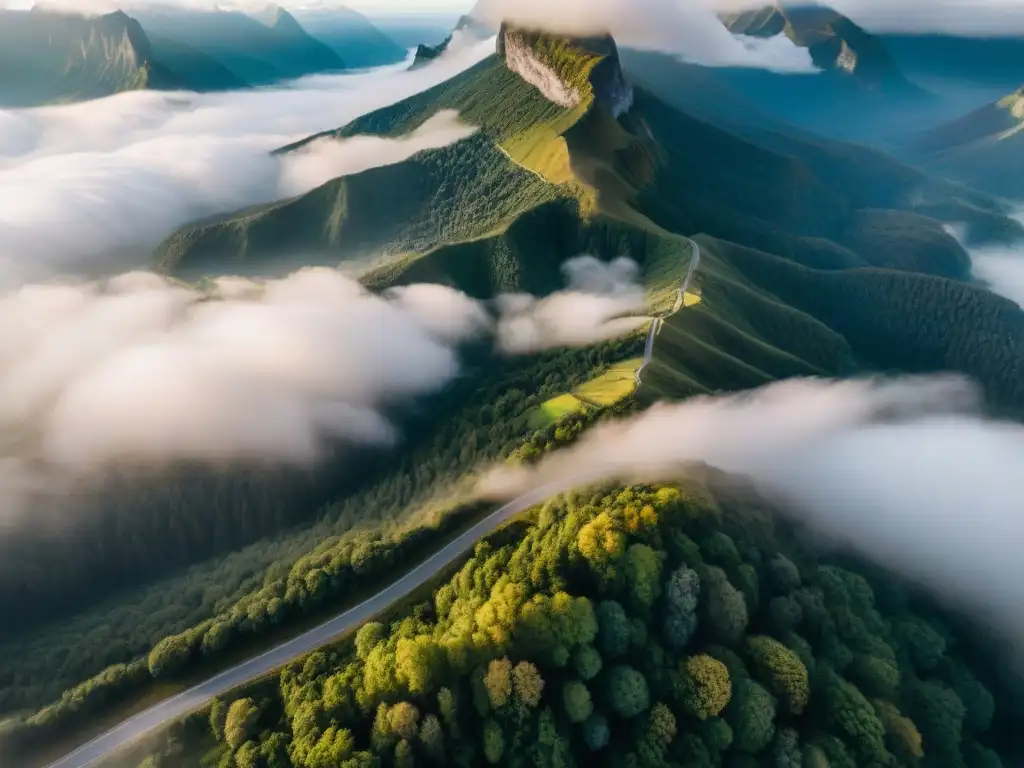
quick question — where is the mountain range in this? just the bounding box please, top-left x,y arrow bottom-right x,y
0,2 -> 412,107
155,20 -> 1024,417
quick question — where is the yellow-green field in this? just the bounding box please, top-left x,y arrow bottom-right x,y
573,357 -> 643,406
527,358 -> 643,429
527,393 -> 588,429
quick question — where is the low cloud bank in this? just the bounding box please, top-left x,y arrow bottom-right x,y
0,254 -> 647,515
473,0 -> 818,73
495,256 -> 648,354
279,110 -> 478,197
0,268 -> 478,480
946,220 -> 1024,308
0,37 -> 494,288
483,374 -> 1024,645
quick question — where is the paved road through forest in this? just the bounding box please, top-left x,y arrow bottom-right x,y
47,244 -> 702,768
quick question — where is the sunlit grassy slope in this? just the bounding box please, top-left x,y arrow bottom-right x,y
573,357 -> 642,405
527,356 -> 642,429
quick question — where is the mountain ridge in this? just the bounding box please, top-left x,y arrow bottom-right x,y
0,8 -> 186,106
905,85 -> 1024,199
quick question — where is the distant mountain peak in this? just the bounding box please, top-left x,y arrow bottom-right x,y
250,2 -> 304,33
496,23 -> 633,117
723,2 -> 913,89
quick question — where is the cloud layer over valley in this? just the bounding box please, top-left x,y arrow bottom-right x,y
483,374 -> 1024,647
0,269 -> 472,477
0,255 -> 647,518
0,38 -> 493,287
947,219 -> 1024,308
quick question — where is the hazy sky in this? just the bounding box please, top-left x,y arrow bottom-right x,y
9,0 -> 1024,35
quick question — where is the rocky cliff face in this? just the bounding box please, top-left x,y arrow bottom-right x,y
497,24 -> 633,117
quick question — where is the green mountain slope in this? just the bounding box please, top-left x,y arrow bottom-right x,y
292,5 -> 408,68
157,25 -> 1024,409
907,86 -> 1024,199
157,33 -> 843,278
157,24 -> 1024,415
646,235 -> 1024,415
0,8 -> 184,107
133,5 -> 345,85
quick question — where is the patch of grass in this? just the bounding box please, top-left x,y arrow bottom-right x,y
527,394 -> 586,429
572,358 -> 641,406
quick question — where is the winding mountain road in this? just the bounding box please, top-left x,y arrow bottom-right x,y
46,243 -> 702,768
636,238 -> 700,386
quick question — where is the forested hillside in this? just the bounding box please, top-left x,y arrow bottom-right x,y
96,476 -> 1024,768
644,236 -> 1024,416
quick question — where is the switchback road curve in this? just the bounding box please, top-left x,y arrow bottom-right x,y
636,238 -> 700,386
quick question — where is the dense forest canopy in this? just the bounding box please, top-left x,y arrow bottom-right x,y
107,476 -> 1024,768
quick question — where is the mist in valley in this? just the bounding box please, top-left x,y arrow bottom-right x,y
0,37 -> 494,285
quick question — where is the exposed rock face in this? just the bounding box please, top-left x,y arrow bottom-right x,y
500,29 -> 582,108
497,24 -> 633,117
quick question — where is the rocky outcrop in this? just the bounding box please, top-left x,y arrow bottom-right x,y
499,28 -> 582,108
497,24 -> 633,117
410,14 -> 495,71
